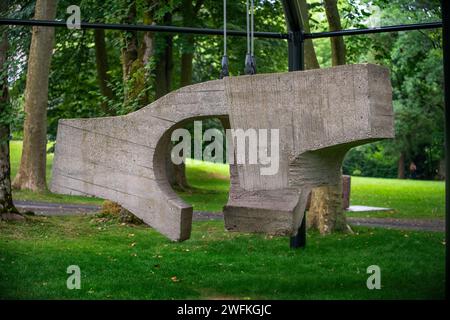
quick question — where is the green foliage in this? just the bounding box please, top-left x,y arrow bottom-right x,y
343,142 -> 398,178
338,1 -> 443,179
4,0 -> 445,179
47,30 -> 106,139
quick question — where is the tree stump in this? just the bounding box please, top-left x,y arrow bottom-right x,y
307,183 -> 348,234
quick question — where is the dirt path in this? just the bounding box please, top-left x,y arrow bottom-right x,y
14,200 -> 100,215
14,201 -> 445,232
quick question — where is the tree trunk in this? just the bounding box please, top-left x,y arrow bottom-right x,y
180,0 -> 195,87
155,11 -> 174,99
298,0 -> 320,70
121,0 -> 138,84
308,183 -> 347,234
180,48 -> 194,87
324,0 -> 346,66
94,29 -> 115,115
397,152 -> 405,179
0,1 -> 21,219
166,142 -> 188,189
141,1 -> 156,78
308,0 -> 348,234
12,0 -> 58,192
121,0 -> 145,107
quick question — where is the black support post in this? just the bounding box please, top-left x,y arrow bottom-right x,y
441,0 -> 449,298
288,31 -> 304,72
283,0 -> 306,249
288,32 -> 306,249
290,210 -> 307,248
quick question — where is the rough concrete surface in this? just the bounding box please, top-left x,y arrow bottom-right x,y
51,64 -> 394,241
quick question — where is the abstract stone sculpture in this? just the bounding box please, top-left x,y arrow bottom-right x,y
51,64 -> 394,241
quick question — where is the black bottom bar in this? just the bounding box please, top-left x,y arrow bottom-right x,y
290,212 -> 306,248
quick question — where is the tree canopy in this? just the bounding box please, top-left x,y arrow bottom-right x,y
3,0 -> 444,180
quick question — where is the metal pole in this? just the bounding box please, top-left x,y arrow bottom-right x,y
441,0 -> 449,299
0,18 -> 442,40
0,18 -> 288,39
304,21 -> 442,39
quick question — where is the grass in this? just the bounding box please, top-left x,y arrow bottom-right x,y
3,143 -> 446,299
0,215 -> 445,299
179,159 -> 445,220
177,159 -> 230,212
9,141 -> 445,219
349,177 -> 445,219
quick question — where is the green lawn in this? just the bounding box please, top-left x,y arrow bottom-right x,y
2,143 -> 446,300
349,177 -> 445,219
9,141 -> 446,219
177,159 -> 230,213
0,215 -> 445,299
179,160 -> 445,219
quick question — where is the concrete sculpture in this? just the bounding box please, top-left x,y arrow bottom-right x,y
51,64 -> 394,241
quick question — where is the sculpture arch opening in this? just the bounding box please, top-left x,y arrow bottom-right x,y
153,116 -> 232,227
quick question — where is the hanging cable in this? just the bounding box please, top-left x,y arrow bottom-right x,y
244,0 -> 256,75
251,0 -> 254,55
250,0 -> 256,73
220,0 -> 229,78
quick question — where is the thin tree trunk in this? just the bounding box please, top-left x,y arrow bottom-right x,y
12,0 -> 58,192
141,1 -> 156,78
180,48 -> 194,87
0,0 -> 21,219
324,0 -> 346,65
397,152 -> 405,179
299,0 -> 320,69
180,0 -> 195,87
155,11 -> 173,98
121,0 -> 143,107
94,29 -> 115,115
121,0 -> 138,84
